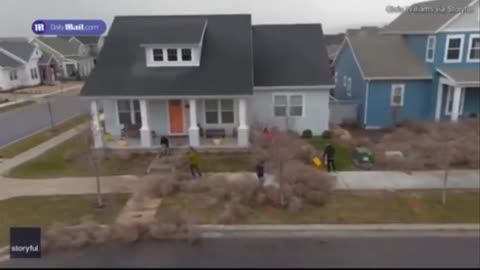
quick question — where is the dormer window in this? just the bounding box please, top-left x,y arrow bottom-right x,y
167,49 -> 178,61
153,49 -> 163,61
182,49 -> 192,61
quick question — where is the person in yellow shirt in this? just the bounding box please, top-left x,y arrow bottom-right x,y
187,147 -> 202,178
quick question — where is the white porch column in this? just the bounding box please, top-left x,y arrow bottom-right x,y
451,86 -> 462,122
237,98 -> 249,147
188,99 -> 200,147
90,100 -> 104,148
140,100 -> 152,147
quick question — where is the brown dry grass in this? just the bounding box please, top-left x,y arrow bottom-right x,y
347,119 -> 480,170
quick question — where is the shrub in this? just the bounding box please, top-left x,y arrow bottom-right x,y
287,196 -> 304,212
301,129 -> 313,139
140,175 -> 179,198
179,180 -> 211,193
321,130 -> 333,139
218,201 -> 251,224
304,191 -> 329,206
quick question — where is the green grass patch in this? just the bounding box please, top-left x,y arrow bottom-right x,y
0,100 -> 35,113
157,191 -> 480,224
200,153 -> 254,172
0,115 -> 89,158
7,134 -> 154,179
0,194 -> 128,245
307,136 -> 354,170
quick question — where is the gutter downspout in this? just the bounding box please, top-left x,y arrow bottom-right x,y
363,80 -> 370,127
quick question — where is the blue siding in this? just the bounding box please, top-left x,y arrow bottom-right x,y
405,35 -> 430,65
365,80 -> 433,127
333,42 -> 367,123
435,32 -> 480,68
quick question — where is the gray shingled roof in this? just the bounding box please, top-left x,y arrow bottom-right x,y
382,0 -> 475,34
36,37 -> 78,56
135,19 -> 207,45
438,68 -> 480,86
253,24 -> 333,86
81,15 -> 253,97
0,39 -> 35,62
346,27 -> 432,79
0,50 -> 23,67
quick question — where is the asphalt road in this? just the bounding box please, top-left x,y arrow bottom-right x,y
1,234 -> 479,268
0,93 -> 88,148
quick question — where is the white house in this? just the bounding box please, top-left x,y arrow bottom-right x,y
81,15 -> 334,149
33,37 -> 94,80
0,39 -> 42,91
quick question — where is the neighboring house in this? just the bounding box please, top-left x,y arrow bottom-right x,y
326,44 -> 341,64
333,0 -> 480,128
61,36 -> 106,64
0,39 -> 42,91
32,37 -> 95,80
81,14 -> 333,149
37,51 -> 60,85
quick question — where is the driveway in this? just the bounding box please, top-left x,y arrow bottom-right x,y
0,92 -> 88,148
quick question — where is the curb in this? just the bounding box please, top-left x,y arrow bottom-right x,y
196,224 -> 480,232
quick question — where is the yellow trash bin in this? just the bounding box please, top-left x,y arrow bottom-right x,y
312,156 -> 323,169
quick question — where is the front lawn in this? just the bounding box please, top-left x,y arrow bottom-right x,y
7,135 -> 154,179
157,191 -> 480,224
0,194 -> 128,245
0,100 -> 35,114
200,153 -> 254,172
307,137 -> 354,170
0,115 -> 89,158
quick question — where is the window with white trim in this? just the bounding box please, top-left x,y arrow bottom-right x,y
30,68 -> 38,80
346,77 -> 352,97
167,48 -> 178,61
117,100 -> 141,126
390,84 -> 405,107
204,99 -> 235,124
9,70 -> 17,81
445,86 -> 465,115
426,35 -> 436,62
445,35 -> 464,62
467,34 -> 480,62
273,94 -> 304,117
153,49 -> 163,61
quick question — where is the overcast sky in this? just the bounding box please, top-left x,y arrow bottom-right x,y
0,0 -> 420,37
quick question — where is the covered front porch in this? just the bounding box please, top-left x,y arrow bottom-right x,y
435,68 -> 480,122
89,97 -> 250,149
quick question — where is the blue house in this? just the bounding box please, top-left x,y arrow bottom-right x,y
333,0 -> 480,128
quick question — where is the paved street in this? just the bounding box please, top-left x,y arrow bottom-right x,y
0,92 -> 88,148
1,234 -> 479,268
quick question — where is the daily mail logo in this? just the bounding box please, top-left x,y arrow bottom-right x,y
10,227 -> 41,259
32,21 -> 46,34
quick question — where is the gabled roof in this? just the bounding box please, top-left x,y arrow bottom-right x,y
0,50 -> 23,68
345,27 -> 432,80
253,24 -> 333,86
0,38 -> 35,62
382,0 -> 476,34
61,36 -> 102,45
35,37 -> 78,56
438,68 -> 480,86
38,51 -> 54,65
132,18 -> 208,45
81,14 -> 253,97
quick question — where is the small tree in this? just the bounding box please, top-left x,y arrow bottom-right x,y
84,122 -> 105,208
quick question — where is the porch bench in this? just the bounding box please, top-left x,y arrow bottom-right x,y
205,128 -> 226,138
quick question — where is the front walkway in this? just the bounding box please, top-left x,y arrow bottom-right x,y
0,170 -> 478,200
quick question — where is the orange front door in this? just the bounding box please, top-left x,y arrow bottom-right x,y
169,100 -> 184,134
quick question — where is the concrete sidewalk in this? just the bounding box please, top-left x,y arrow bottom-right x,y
336,170 -> 480,190
0,123 -> 88,175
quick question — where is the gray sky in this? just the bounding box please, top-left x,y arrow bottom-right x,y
0,0 -> 419,37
